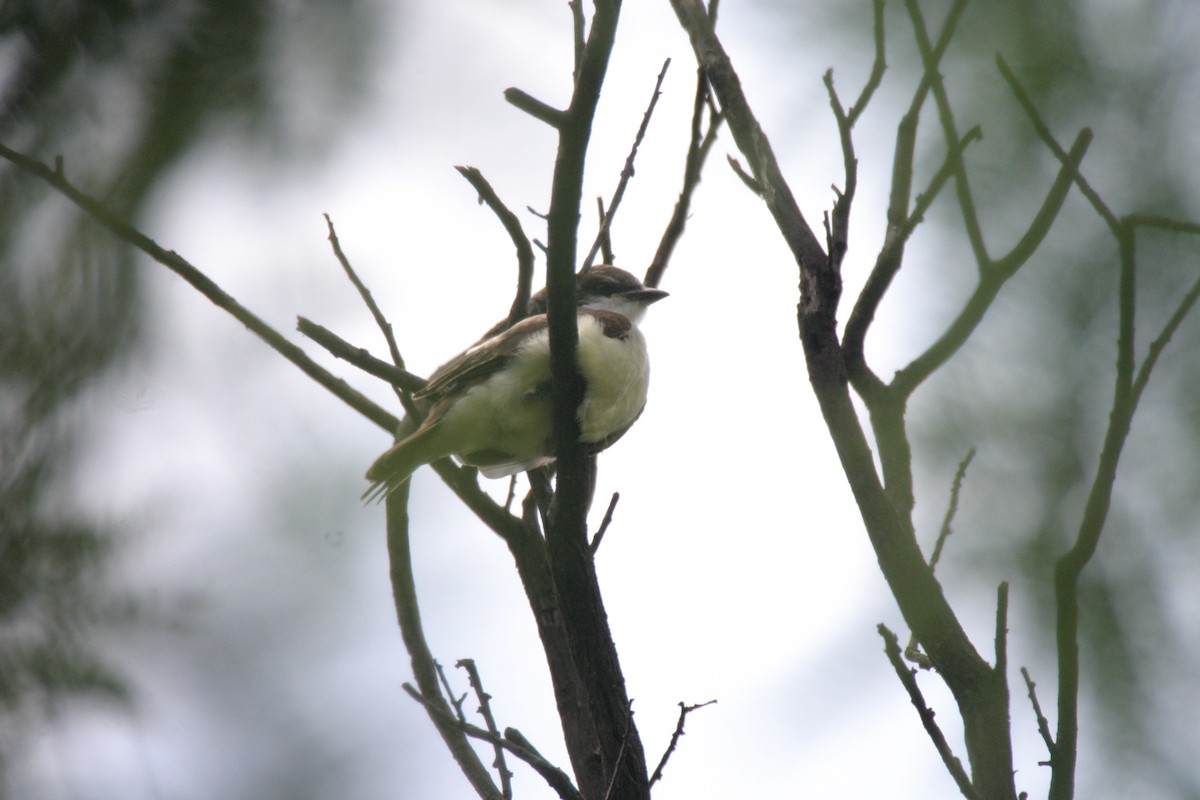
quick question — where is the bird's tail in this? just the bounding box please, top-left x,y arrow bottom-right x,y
363,422 -> 447,502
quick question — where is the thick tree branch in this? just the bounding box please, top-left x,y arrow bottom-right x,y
531,3 -> 651,799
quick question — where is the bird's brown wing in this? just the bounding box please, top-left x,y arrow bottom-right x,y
415,313 -> 550,405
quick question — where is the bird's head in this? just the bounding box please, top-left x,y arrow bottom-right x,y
574,266 -> 668,323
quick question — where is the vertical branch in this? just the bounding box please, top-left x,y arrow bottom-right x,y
508,3 -> 650,799
1049,222 -> 1136,800
385,488 -> 502,800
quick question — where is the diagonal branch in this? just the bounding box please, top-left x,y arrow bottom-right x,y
405,686 -> 583,800
647,700 -> 717,788
891,129 -> 1092,400
582,57 -> 671,271
645,63 -> 723,289
0,143 -> 401,434
323,213 -> 413,414
458,659 -> 514,799
880,624 -> 980,800
905,0 -> 988,269
296,316 -> 426,393
455,166 -> 536,332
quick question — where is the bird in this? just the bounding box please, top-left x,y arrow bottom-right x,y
365,266 -> 667,496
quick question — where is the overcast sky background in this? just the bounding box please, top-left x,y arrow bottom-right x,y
9,1 -> 1200,798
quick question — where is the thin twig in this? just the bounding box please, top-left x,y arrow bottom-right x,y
879,625 -> 980,800
1126,213 -> 1200,236
1130,264 -> 1200,406
904,446 -> 976,668
1020,667 -> 1057,765
404,686 -> 583,800
996,55 -> 1115,232
646,63 -> 723,288
601,700 -> 635,800
589,491 -> 620,554
296,316 -> 426,393
436,660 -> 468,722
582,58 -> 671,271
596,197 -> 615,264
455,166 -> 536,331
648,700 -> 717,788
323,213 -> 414,415
569,0 -> 585,81
726,155 -> 762,196
847,0 -> 887,127
929,447 -> 976,573
906,0 -> 989,269
0,143 -> 401,434
459,659 -> 514,799
891,128 -> 1092,400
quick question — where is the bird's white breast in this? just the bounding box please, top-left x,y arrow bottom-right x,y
575,314 -> 650,443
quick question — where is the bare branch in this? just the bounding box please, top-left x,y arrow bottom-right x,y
880,625 -> 980,800
1020,667 -> 1057,765
846,0 -> 887,127
929,448 -> 976,573
569,0 -> 586,80
588,491 -> 620,554
323,214 -> 410,388
458,659 -> 514,799
905,0 -> 988,269
404,686 -> 583,800
669,0 -> 827,271
648,700 -> 717,788
455,166 -> 536,331
996,55 -> 1116,232
891,129 -> 1092,400
386,491 -> 503,800
1130,259 -> 1200,407
994,582 -> 1009,683
0,143 -> 401,435
726,154 -> 763,196
296,316 -> 426,394
582,57 -> 671,271
646,64 -> 723,289
504,87 -> 566,127
595,197 -> 615,264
